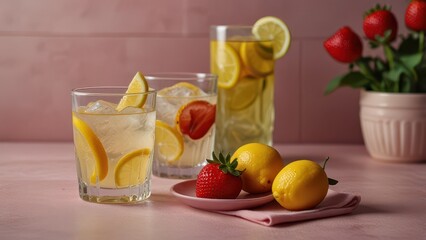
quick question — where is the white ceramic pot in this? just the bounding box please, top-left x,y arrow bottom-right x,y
360,90 -> 426,163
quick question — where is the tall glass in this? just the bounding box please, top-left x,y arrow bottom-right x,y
211,26 -> 275,154
147,73 -> 217,179
71,87 -> 156,203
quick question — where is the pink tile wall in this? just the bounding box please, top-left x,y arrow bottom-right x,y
0,0 -> 409,143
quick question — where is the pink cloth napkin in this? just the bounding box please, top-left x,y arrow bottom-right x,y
217,190 -> 361,226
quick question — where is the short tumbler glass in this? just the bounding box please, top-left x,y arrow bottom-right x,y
71,87 -> 156,203
147,73 -> 217,179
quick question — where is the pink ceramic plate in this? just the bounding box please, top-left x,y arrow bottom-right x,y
170,180 -> 275,211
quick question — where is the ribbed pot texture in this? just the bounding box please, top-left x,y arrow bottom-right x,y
360,90 -> 426,163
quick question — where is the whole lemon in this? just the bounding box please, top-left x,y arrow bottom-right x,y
231,143 -> 284,194
272,160 -> 329,211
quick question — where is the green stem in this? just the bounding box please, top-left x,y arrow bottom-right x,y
322,157 -> 330,169
355,59 -> 381,90
322,157 -> 338,185
419,31 -> 425,53
356,59 -> 374,78
384,44 -> 395,69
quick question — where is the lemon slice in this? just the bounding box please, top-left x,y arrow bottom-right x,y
114,148 -> 151,187
240,42 -> 274,77
158,82 -> 203,97
155,120 -> 184,163
229,77 -> 263,110
252,16 -> 291,59
116,72 -> 149,111
72,114 -> 108,184
211,42 -> 241,89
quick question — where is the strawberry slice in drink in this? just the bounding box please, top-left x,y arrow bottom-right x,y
176,100 -> 216,140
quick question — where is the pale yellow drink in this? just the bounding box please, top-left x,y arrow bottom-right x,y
72,86 -> 156,204
146,73 -> 218,179
211,28 -> 275,154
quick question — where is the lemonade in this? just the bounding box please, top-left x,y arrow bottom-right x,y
211,17 -> 291,154
211,30 -> 275,154
146,73 -> 217,179
72,79 -> 157,203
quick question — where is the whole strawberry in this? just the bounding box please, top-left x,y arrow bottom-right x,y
196,152 -> 243,199
324,26 -> 363,63
405,0 -> 426,31
363,5 -> 398,42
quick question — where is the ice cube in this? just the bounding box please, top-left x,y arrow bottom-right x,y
156,83 -> 207,125
84,100 -> 118,114
156,96 -> 184,125
119,106 -> 144,114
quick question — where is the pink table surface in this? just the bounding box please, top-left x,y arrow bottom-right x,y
0,142 -> 425,239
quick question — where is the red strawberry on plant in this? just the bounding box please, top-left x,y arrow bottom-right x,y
324,26 -> 363,63
363,4 -> 398,42
196,152 -> 244,199
405,0 -> 426,31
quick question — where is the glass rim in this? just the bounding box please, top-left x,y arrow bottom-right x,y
145,72 -> 217,81
210,25 -> 273,41
210,25 -> 253,30
71,86 -> 157,96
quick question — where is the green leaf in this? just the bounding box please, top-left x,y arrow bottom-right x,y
357,57 -> 376,79
209,151 -> 244,177
383,64 -> 406,82
230,159 -> 238,168
369,40 -> 380,49
400,52 -> 424,69
374,58 -> 387,73
324,72 -> 369,95
328,178 -> 339,185
206,159 -> 215,164
398,33 -> 419,55
324,75 -> 344,95
375,29 -> 393,44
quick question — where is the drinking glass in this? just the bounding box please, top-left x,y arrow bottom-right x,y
210,25 -> 275,154
147,73 -> 217,179
71,87 -> 156,203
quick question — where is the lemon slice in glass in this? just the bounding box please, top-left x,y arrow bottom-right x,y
72,114 -> 108,184
116,72 -> 149,111
211,42 -> 241,89
240,41 -> 274,77
155,120 -> 184,163
229,77 -> 263,110
252,16 -> 291,59
114,148 -> 151,187
158,82 -> 204,97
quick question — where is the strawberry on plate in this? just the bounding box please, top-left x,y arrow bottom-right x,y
323,26 -> 363,63
405,0 -> 426,31
363,4 -> 398,42
195,152 -> 244,199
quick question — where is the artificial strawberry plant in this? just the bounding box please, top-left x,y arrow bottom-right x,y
324,1 -> 426,94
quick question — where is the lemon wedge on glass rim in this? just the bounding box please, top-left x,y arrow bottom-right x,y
116,72 -> 149,111
72,114 -> 108,184
252,16 -> 291,59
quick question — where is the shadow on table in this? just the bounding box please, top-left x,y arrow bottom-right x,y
353,203 -> 394,215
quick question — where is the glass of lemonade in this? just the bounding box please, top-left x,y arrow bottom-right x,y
147,73 -> 217,179
211,26 -> 276,154
71,86 -> 156,203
